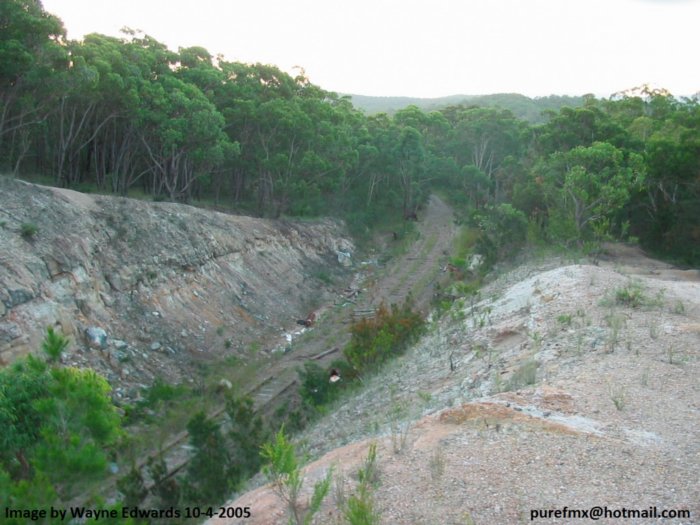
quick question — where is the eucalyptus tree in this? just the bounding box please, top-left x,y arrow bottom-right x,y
443,106 -> 528,205
533,141 -> 645,241
0,0 -> 67,172
631,95 -> 700,261
63,33 -> 150,194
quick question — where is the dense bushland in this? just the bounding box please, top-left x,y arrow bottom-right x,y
2,1 -> 698,262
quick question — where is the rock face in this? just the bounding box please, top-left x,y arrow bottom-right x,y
0,177 -> 352,395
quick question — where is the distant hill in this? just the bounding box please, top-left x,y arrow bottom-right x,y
347,93 -> 586,123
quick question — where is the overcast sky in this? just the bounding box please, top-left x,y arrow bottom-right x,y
42,0 -> 700,98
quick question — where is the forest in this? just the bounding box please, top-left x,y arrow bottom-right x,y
2,0 -> 699,264
1,0 -> 699,519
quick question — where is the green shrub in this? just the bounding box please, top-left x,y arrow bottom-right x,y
556,314 -> 573,326
20,222 -> 38,238
116,464 -> 147,507
225,395 -> 268,481
261,428 -> 332,525
506,359 -> 539,391
41,326 -> 69,363
0,355 -> 122,500
612,281 -> 659,309
615,283 -> 645,307
344,443 -> 381,525
147,453 -> 181,508
298,362 -> 336,408
183,412 -> 232,506
471,203 -> 527,265
343,299 -> 424,374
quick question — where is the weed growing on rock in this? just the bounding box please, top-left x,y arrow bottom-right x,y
357,442 -> 380,488
608,280 -> 662,309
616,282 -> 646,307
418,391 -> 432,405
506,359 -> 539,391
20,222 -> 38,238
343,443 -> 382,525
430,445 -> 446,481
388,389 -> 411,454
649,319 -> 660,340
671,300 -> 686,315
609,385 -> 627,411
333,472 -> 347,509
604,311 -> 626,352
557,314 -> 573,326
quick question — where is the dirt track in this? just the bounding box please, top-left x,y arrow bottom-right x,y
253,194 -> 457,406
106,195 -> 459,500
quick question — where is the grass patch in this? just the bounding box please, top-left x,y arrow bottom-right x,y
453,226 -> 480,261
557,313 -> 573,326
505,359 -> 539,391
606,280 -> 662,309
20,222 -> 38,238
313,269 -> 334,285
609,384 -> 627,411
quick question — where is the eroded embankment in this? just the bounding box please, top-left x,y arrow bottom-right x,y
0,176 -> 353,399
212,253 -> 700,525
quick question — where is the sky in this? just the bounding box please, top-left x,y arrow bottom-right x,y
41,0 -> 700,98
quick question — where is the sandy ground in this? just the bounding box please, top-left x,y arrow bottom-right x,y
209,245 -> 700,525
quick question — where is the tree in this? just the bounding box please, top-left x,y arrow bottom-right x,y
0,353 -> 122,503
472,203 -> 528,264
395,126 -> 425,216
444,106 -> 528,204
0,0 -> 67,172
183,411 -> 232,505
147,453 -> 181,508
116,463 -> 147,507
41,326 -> 68,363
298,362 -> 335,408
32,366 -> 122,490
0,355 -> 50,479
536,142 -> 645,241
226,395 -> 267,481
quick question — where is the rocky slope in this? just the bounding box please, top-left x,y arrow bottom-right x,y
212,247 -> 700,525
0,176 -> 352,400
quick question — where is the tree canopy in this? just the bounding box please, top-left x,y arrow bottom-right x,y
0,0 -> 698,261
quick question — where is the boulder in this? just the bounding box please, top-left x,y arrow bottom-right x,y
85,326 -> 108,349
468,254 -> 484,272
337,250 -> 352,267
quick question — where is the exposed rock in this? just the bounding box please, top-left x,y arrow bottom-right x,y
85,326 -> 108,349
99,291 -> 114,307
6,287 -> 34,308
336,250 -> 352,267
150,341 -> 161,351
0,322 -> 21,344
467,253 -> 484,272
0,176 -> 353,392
